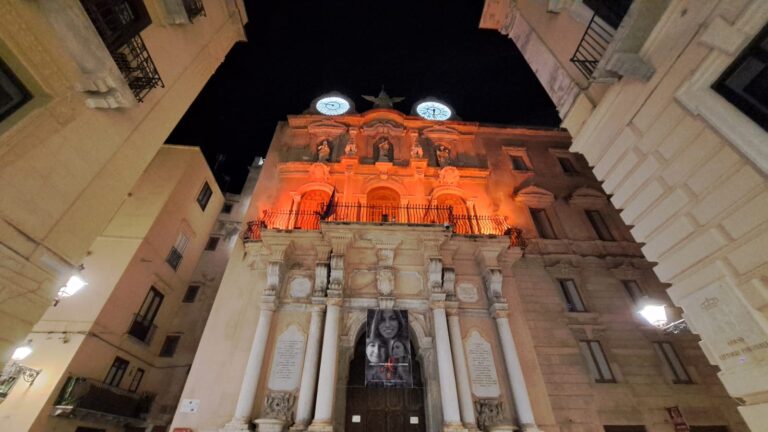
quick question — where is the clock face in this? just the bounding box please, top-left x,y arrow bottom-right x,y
416,101 -> 451,121
315,96 -> 350,116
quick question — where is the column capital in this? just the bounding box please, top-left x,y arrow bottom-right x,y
260,295 -> 278,311
326,296 -> 343,307
489,302 -> 509,319
445,301 -> 461,316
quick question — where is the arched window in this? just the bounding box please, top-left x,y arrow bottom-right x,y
295,190 -> 330,230
435,194 -> 468,215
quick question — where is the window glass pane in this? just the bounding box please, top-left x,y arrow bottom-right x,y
531,208 -> 556,239
558,157 -> 578,174
559,279 -> 586,312
578,341 -> 601,380
590,341 -> 614,382
586,210 -> 614,241
183,285 -> 200,303
175,233 -> 189,253
657,342 -> 692,383
197,182 -> 212,210
622,280 -> 643,303
128,368 -> 144,392
159,335 -> 181,357
222,203 -> 233,214
0,58 -> 31,122
205,236 -> 220,251
104,357 -> 128,387
510,155 -> 528,170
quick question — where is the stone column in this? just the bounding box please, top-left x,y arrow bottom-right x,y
432,304 -> 465,431
308,298 -> 342,432
446,310 -> 477,429
292,303 -> 326,430
222,301 -> 276,431
288,193 -> 301,229
491,303 -> 540,432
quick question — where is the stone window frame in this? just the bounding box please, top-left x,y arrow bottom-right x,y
568,187 -> 624,242
652,341 -> 694,385
548,148 -> 581,176
578,339 -> 617,383
676,2 -> 768,175
502,146 -> 534,172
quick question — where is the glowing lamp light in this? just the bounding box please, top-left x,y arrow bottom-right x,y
637,296 -> 668,328
11,344 -> 33,361
58,275 -> 88,298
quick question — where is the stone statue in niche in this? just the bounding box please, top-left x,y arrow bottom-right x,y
475,399 -> 504,431
317,139 -> 331,162
410,141 -> 424,159
376,137 -> 393,162
263,391 -> 296,423
435,144 -> 451,167
344,140 -> 357,157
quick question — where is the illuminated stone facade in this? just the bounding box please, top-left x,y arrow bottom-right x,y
171,105 -> 746,432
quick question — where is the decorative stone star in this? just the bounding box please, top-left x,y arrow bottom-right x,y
362,88 -> 405,109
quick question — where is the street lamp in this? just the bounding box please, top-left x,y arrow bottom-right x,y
636,296 -> 689,334
53,270 -> 88,306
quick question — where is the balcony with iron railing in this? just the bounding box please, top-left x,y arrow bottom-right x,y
127,313 -> 158,345
570,0 -> 633,80
52,376 -> 154,423
81,0 -> 164,102
243,203 -> 527,249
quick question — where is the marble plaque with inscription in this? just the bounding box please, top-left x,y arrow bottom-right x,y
268,325 -> 306,391
465,331 -> 500,398
457,283 -> 479,303
289,276 -> 312,299
680,282 -> 768,370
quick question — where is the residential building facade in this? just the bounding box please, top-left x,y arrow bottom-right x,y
0,0 -> 247,365
0,146 -> 223,432
170,99 -> 745,432
480,1 -> 768,427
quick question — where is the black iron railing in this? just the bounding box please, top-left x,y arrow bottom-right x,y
127,313 -> 157,344
243,203 -> 526,248
53,376 -> 154,421
81,0 -> 164,102
183,0 -> 206,21
570,0 -> 633,80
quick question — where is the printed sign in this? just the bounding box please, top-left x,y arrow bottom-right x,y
666,406 -> 690,432
365,309 -> 413,387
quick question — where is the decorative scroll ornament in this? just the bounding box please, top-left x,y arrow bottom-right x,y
483,268 -> 503,301
475,399 -> 504,431
427,258 -> 443,293
265,261 -> 283,296
263,391 -> 296,423
329,254 -> 344,291
442,268 -> 456,296
438,166 -> 460,185
314,262 -> 329,297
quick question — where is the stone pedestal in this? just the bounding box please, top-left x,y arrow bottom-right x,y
254,418 -> 286,432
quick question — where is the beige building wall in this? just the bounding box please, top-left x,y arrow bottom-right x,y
172,108 -> 745,432
0,0 -> 247,364
0,146 -> 223,431
481,0 -> 768,429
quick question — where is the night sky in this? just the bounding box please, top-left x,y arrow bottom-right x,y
167,0 -> 559,193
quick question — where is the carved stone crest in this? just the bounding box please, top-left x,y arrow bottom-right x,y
438,166 -> 460,185
376,267 -> 395,297
262,391 -> 295,423
475,399 -> 504,431
308,163 -> 330,182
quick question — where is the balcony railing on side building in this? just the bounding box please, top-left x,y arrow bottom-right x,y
570,0 -> 633,80
182,0 -> 206,21
52,376 -> 154,423
243,203 -> 527,249
81,0 -> 164,102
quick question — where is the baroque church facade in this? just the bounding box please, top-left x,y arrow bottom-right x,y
170,95 -> 746,432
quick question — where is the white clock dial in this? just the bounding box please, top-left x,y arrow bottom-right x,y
416,101 -> 452,120
315,96 -> 350,116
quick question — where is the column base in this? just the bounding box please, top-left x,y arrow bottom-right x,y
519,424 -> 542,432
220,420 -> 251,431
254,418 -> 286,432
443,422 -> 468,432
307,420 -> 334,432
489,424 -> 517,432
289,423 -> 308,432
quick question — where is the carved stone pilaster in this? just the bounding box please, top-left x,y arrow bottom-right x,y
328,254 -> 344,292
314,262 -> 329,297
265,260 -> 283,296
443,267 -> 456,298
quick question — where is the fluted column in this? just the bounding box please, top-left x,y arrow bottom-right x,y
308,298 -> 342,432
447,310 -> 477,429
222,301 -> 276,431
491,303 -> 540,432
432,305 -> 465,431
292,303 -> 326,430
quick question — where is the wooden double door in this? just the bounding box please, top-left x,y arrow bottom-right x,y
344,336 -> 426,432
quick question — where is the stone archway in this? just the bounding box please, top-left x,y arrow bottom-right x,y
365,187 -> 401,222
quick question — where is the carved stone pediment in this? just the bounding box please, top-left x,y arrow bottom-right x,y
422,125 -> 460,141
361,120 -> 406,136
514,185 -> 555,208
569,186 -> 608,207
308,120 -> 347,137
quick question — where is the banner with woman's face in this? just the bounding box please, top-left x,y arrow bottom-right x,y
365,309 -> 413,387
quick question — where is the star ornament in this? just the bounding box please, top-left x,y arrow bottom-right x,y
363,88 -> 405,109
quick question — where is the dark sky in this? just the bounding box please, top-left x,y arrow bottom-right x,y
167,0 -> 559,193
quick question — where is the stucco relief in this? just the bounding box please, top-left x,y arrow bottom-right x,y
307,163 -> 330,182
438,166 -> 461,185
457,282 -> 479,303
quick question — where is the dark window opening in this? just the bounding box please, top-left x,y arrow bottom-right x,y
586,210 -> 614,241
558,157 -> 578,175
530,208 -> 557,239
222,202 -> 234,214
159,335 -> 181,357
166,232 -> 188,271
559,279 -> 587,312
509,155 -> 529,171
622,280 -> 643,304
183,285 -> 200,303
713,24 -> 768,131
128,287 -> 163,343
0,58 -> 31,122
197,182 -> 213,210
104,356 -> 129,387
128,367 -> 144,392
205,236 -> 220,251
